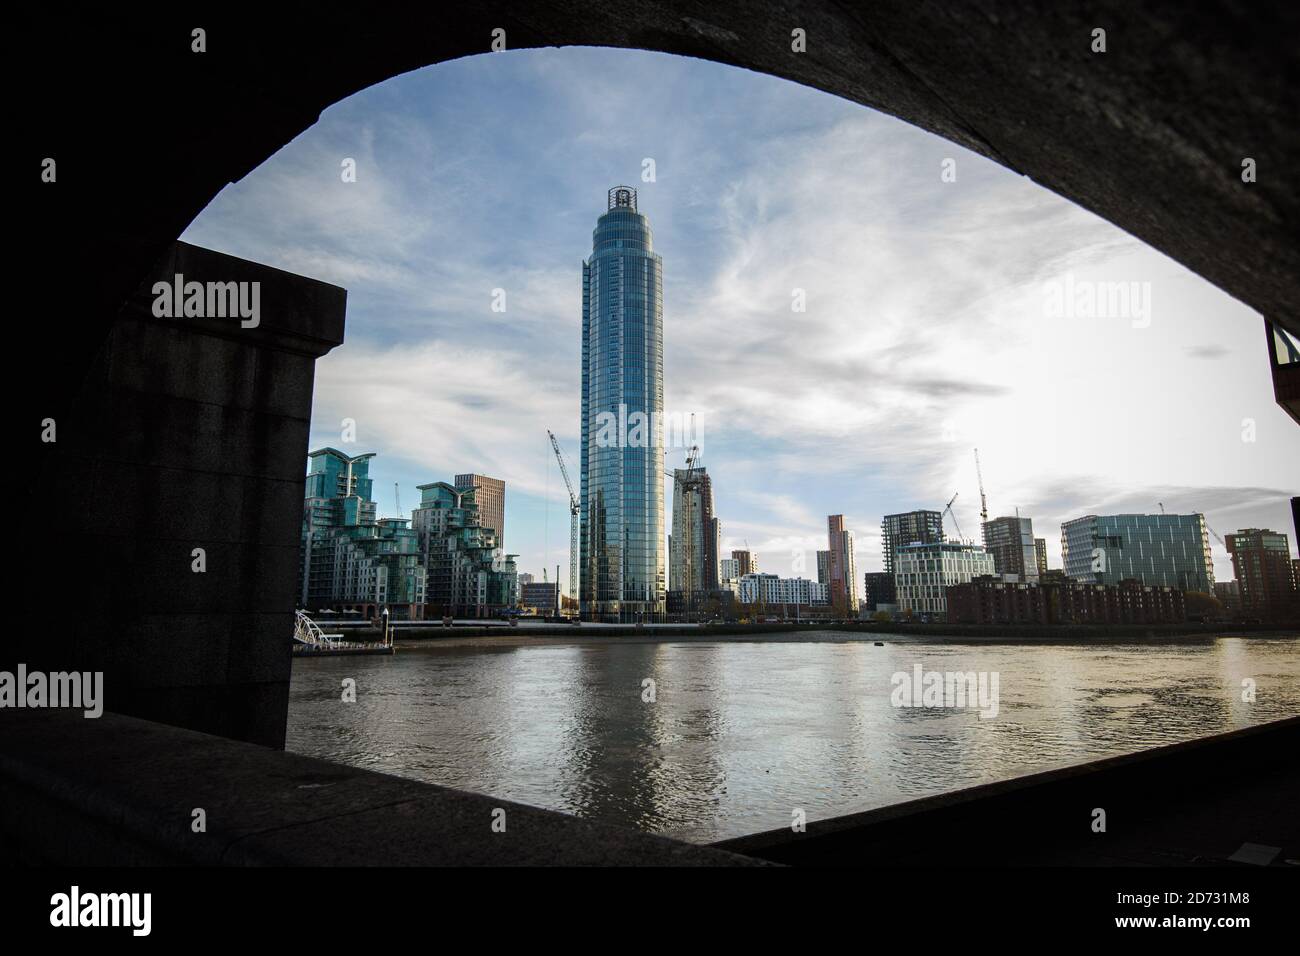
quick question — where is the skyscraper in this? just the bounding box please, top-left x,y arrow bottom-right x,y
454,473 -> 505,549
670,466 -> 719,597
827,515 -> 859,613
579,186 -> 665,621
982,515 -> 1040,582
881,510 -> 944,574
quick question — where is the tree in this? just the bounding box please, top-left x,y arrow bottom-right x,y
1183,591 -> 1224,620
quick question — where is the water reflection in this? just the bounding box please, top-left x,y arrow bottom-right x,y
286,635 -> 1299,843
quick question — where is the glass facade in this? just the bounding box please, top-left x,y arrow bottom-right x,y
579,186 -> 665,621
1061,513 -> 1214,592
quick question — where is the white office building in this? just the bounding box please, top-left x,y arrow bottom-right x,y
737,573 -> 829,607
895,542 -> 996,617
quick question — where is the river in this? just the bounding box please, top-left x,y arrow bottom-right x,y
285,633 -> 1299,842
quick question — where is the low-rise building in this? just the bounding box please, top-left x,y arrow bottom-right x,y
737,573 -> 829,609
947,572 -> 1186,625
520,581 -> 559,614
1213,580 -> 1240,614
862,571 -> 896,611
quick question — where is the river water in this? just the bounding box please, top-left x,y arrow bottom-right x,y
285,634 -> 1299,843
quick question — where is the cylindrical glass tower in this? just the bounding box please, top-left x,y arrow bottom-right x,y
579,186 -> 665,622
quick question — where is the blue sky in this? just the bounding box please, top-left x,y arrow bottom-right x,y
182,47 -> 1299,588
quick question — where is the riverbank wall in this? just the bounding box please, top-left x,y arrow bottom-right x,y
367,620 -> 1299,645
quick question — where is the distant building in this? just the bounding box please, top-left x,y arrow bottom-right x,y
719,557 -> 739,582
737,573 -> 829,609
517,572 -> 535,588
1213,580 -> 1240,614
1225,528 -> 1297,619
521,581 -> 559,613
827,515 -> 859,613
982,516 -> 1040,582
412,480 -> 517,617
299,448 -> 426,618
454,474 -> 505,549
1061,513 -> 1214,592
816,550 -> 830,585
862,571 -> 896,612
895,542 -> 995,618
881,510 -> 944,574
731,549 -> 758,577
1035,538 -> 1048,575
947,573 -> 1185,625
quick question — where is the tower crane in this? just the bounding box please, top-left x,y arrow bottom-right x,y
547,430 -> 579,616
974,448 -> 989,543
942,491 -> 964,542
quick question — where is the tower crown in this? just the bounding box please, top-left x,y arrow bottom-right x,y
607,185 -> 637,211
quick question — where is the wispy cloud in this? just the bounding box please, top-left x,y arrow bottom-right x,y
182,47 -> 1300,581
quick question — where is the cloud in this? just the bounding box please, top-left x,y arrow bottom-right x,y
182,47 -> 1300,580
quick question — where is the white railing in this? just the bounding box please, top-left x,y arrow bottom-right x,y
294,609 -> 393,651
294,609 -> 344,647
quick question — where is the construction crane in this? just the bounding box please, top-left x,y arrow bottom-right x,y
942,491 -> 964,542
547,430 -> 579,615
393,482 -> 401,519
973,448 -> 989,542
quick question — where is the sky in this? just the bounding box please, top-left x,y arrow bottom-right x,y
181,47 -> 1299,588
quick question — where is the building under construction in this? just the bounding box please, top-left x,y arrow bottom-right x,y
669,457 -> 721,619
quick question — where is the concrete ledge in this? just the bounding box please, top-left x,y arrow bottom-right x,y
713,716 -> 1300,866
0,710 -> 766,866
